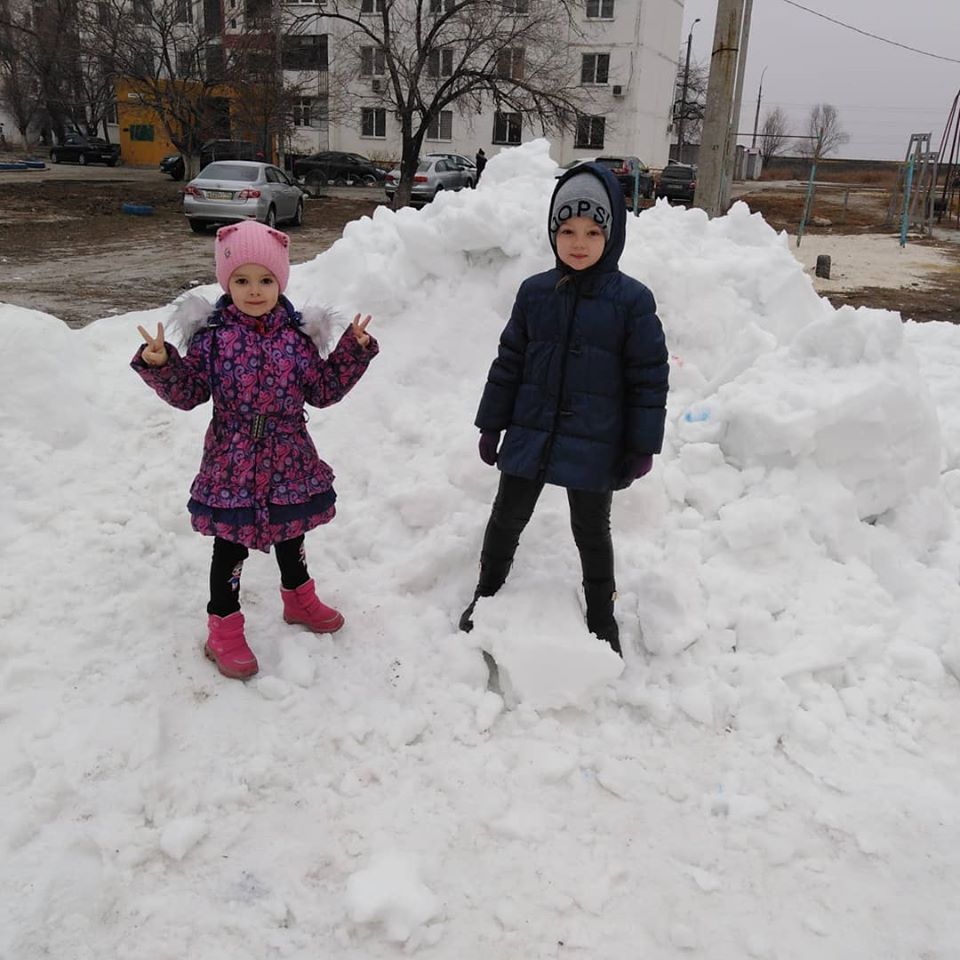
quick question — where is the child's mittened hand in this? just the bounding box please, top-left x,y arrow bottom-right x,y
138,322 -> 169,367
479,431 -> 500,466
351,313 -> 373,348
625,453 -> 654,481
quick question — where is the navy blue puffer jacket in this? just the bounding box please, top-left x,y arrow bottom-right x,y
475,162 -> 669,492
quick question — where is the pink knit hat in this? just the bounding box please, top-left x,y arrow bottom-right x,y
215,220 -> 291,292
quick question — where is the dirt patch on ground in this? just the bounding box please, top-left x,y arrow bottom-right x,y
736,184 -> 891,234
826,265 -> 960,324
3,173 -> 960,329
0,178 -> 381,327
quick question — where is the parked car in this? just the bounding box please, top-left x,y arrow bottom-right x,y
199,139 -> 260,168
594,156 -> 654,200
293,151 -> 388,195
553,157 -> 595,178
425,152 -> 476,174
182,161 -> 305,233
384,156 -> 475,202
50,134 -> 120,167
160,153 -> 185,181
655,163 -> 697,203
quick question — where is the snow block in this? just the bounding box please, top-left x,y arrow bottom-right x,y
470,586 -> 623,709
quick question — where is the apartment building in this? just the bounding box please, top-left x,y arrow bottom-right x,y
272,0 -> 683,168
0,0 -> 683,168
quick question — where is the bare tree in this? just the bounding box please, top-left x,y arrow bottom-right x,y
797,102 -> 848,161
91,0 -> 305,177
0,0 -> 86,142
305,0 -> 591,207
671,55 -> 707,147
758,106 -> 788,163
0,5 -> 43,143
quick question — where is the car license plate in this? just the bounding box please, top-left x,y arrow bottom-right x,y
205,190 -> 232,200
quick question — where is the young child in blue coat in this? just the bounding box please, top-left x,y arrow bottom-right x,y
460,163 -> 669,654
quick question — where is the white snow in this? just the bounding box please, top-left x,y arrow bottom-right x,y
2,138 -> 960,959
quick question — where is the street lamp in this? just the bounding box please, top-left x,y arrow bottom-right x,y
676,17 -> 701,163
751,65 -> 768,148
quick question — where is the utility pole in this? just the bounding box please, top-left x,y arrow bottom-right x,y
694,0 -> 746,218
676,17 -> 700,163
751,65 -> 767,147
720,0 -> 753,211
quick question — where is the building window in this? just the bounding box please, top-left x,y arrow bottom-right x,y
502,0 -> 528,11
581,53 -> 609,85
129,123 -> 154,141
176,49 -> 196,77
282,34 -> 328,70
427,110 -> 453,140
427,48 -> 454,78
205,44 -> 225,79
585,0 -> 614,17
496,47 -> 524,80
132,0 -> 151,23
173,0 -> 192,22
361,107 -> 386,137
429,0 -> 454,11
360,0 -> 384,11
293,98 -> 317,126
360,46 -> 386,76
575,115 -> 605,149
492,111 -> 521,145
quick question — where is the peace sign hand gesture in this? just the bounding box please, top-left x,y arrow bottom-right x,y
137,322 -> 169,368
351,313 -> 373,349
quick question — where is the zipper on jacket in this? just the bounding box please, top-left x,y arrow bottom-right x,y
252,413 -> 266,440
538,284 -> 580,477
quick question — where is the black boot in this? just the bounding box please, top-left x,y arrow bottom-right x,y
459,559 -> 513,633
584,580 -> 621,656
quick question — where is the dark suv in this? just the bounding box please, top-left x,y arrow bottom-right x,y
655,164 -> 697,203
293,151 -> 388,195
595,156 -> 654,200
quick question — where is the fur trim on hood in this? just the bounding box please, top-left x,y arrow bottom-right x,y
167,294 -> 340,357
168,294 -> 214,350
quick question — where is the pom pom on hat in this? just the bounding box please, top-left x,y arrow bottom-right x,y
215,220 -> 291,292
549,170 -> 613,241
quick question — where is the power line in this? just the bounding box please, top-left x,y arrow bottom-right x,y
779,0 -> 960,65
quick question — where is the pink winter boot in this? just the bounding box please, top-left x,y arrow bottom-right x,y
281,579 -> 345,633
204,612 -> 259,680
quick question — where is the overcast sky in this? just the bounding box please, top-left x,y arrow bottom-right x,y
678,0 -> 960,161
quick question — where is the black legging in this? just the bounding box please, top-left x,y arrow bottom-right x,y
207,535 -> 310,616
479,473 -> 614,593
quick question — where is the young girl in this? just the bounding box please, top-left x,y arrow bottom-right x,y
132,219 -> 378,680
460,163 -> 669,655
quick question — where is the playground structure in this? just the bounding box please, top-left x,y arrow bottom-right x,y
884,89 -> 960,243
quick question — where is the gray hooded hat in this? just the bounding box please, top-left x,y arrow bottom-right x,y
549,170 -> 613,241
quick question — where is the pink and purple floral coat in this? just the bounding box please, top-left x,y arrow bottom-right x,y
132,295 -> 378,551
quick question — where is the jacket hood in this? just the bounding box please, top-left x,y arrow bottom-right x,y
548,161 -> 625,277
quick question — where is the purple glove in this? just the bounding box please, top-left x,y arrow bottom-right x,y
624,453 -> 654,481
478,431 -> 500,466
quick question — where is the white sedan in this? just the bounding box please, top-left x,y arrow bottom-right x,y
183,161 -> 305,233
384,156 -> 476,203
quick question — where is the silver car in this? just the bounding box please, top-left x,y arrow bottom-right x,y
384,156 -> 476,203
183,161 -> 305,233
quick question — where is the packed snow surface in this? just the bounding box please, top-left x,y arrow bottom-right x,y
2,140 -> 960,959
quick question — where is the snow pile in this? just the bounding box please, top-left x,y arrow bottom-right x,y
2,139 -> 960,959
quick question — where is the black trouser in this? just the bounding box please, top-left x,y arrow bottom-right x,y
207,535 -> 310,616
478,473 -> 614,594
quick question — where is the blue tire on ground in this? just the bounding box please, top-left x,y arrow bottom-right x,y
121,202 -> 154,216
